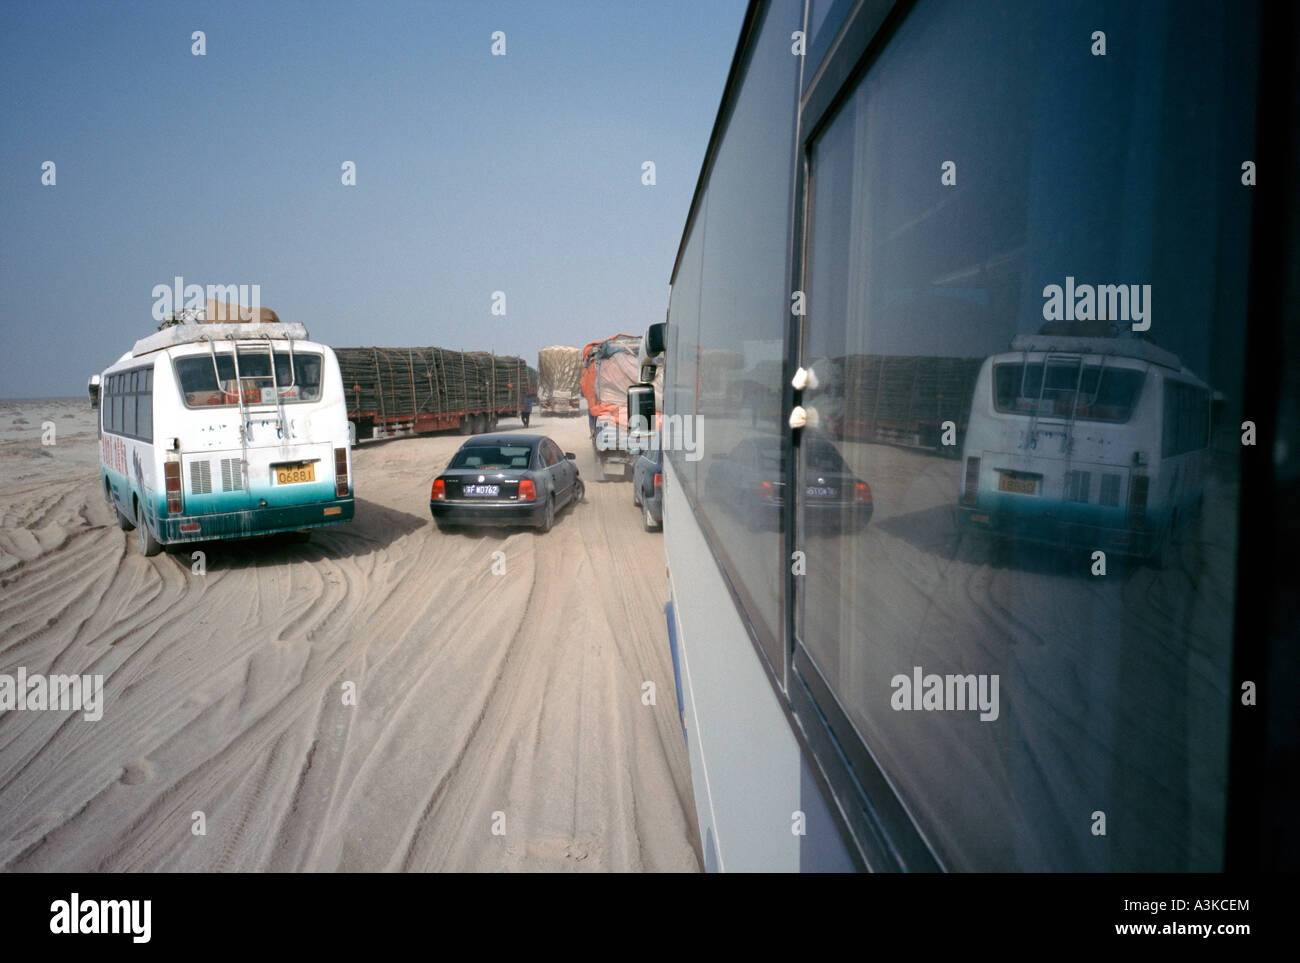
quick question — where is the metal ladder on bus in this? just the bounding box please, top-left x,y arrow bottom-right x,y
1024,352 -> 1092,456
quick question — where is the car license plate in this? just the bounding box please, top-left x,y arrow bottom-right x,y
998,473 -> 1036,494
805,486 -> 837,497
276,464 -> 315,485
464,485 -> 499,496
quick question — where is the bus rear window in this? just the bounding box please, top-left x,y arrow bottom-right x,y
174,350 -> 323,407
993,362 -> 1144,423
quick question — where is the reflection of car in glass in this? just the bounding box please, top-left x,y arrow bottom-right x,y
632,443 -> 663,531
958,332 -> 1210,564
429,433 -> 583,533
707,436 -> 873,532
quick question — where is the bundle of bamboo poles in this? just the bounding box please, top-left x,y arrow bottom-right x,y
336,346 -> 529,418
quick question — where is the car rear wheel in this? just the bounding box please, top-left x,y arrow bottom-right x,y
539,496 -> 555,533
644,502 -> 659,532
633,481 -> 641,506
435,518 -> 458,533
136,501 -> 162,557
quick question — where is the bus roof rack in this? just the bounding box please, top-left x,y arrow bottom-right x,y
1008,333 -> 1183,372
131,321 -> 311,357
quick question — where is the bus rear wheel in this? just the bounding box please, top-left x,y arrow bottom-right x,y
116,505 -> 135,531
136,502 -> 162,557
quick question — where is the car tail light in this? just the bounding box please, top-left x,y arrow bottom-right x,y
760,480 -> 774,501
335,447 -> 349,497
164,455 -> 183,514
1129,474 -> 1149,528
654,473 -> 662,489
518,479 -> 536,501
855,482 -> 872,503
431,478 -> 446,501
962,457 -> 980,505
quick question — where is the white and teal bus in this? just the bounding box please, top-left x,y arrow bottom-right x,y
958,331 -> 1211,564
98,320 -> 354,555
654,0 -> 1291,873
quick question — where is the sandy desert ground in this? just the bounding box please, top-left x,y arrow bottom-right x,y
0,399 -> 701,872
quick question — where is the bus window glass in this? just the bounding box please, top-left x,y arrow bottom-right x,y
173,351 -> 323,407
993,362 -> 1145,422
796,0 -> 1255,870
138,391 -> 152,441
672,0 -> 800,668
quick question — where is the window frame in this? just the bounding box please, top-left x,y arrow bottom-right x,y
787,0 -> 938,871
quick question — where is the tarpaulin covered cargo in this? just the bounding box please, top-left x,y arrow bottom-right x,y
580,334 -> 663,429
581,335 -> 640,426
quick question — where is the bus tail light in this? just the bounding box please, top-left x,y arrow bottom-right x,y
431,478 -> 446,501
518,479 -> 537,501
164,455 -> 183,514
1129,474 -> 1149,528
334,448 -> 349,497
962,457 -> 981,505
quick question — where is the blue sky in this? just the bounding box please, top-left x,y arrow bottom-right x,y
0,0 -> 746,397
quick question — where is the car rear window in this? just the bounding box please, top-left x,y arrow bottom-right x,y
450,445 -> 533,469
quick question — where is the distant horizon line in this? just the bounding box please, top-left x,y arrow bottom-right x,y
1,396 -> 84,404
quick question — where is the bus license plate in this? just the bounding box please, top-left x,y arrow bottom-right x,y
276,464 -> 315,485
464,485 -> 499,496
998,474 -> 1036,494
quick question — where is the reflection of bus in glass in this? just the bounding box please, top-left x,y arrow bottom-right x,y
97,320 -> 355,556
958,332 -> 1210,562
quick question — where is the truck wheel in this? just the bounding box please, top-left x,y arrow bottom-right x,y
459,416 -> 471,435
136,501 -> 162,557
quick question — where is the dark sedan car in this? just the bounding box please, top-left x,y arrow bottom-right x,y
632,443 -> 663,531
705,435 -> 873,532
429,433 -> 584,532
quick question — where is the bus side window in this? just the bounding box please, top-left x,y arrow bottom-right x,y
139,368 -> 153,442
